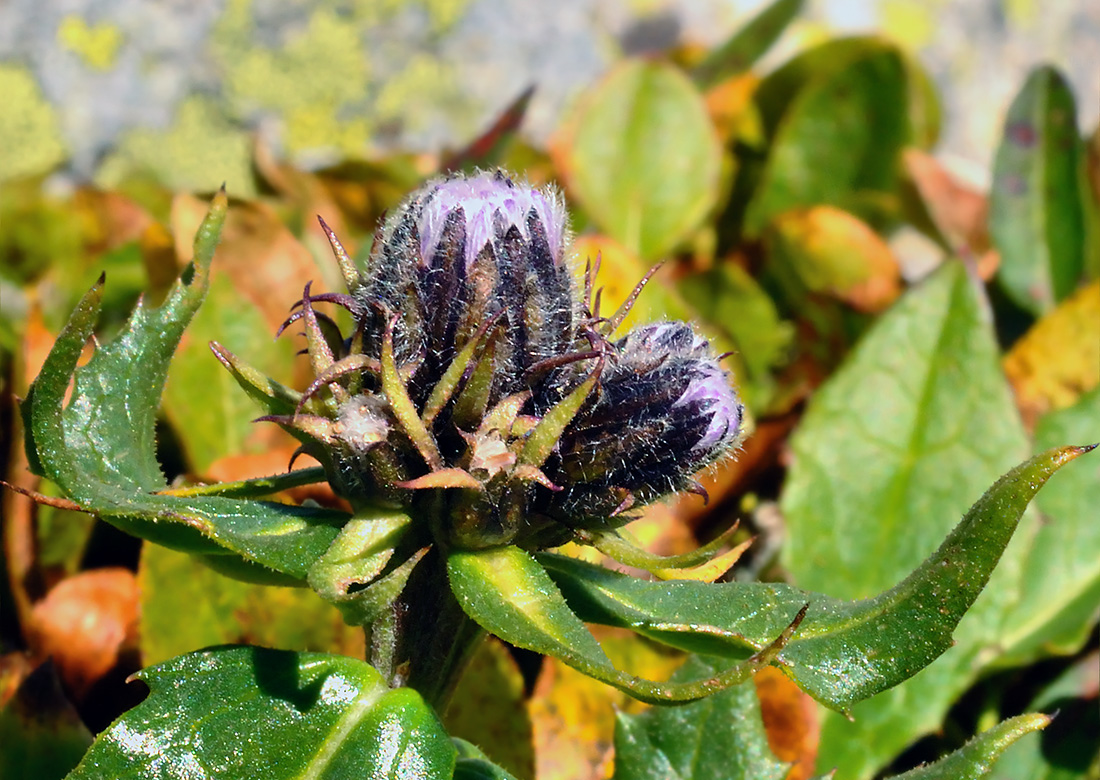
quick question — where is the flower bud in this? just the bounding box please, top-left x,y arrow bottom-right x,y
549,322 -> 743,520
243,170 -> 744,550
355,170 -> 576,401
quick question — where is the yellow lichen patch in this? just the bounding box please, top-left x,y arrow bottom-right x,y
227,12 -> 368,112
94,97 -> 253,195
374,55 -> 460,129
222,10 -> 371,155
284,108 -> 373,160
57,15 -> 124,71
1004,281 -> 1100,428
0,66 -> 67,182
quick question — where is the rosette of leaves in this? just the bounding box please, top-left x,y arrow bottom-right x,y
18,172 -> 1094,778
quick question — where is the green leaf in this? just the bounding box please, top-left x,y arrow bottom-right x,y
781,261 -> 1028,597
444,639 -> 534,780
452,739 -> 523,780
559,60 -> 722,260
886,715 -> 1049,780
22,192 -> 349,581
31,192 -> 226,496
745,39 -> 911,234
990,65 -> 1087,315
307,507 -> 425,625
613,657 -> 788,780
162,272 -> 298,472
447,546 -> 796,705
776,260 -> 1086,777
139,543 -> 363,667
996,386 -> 1100,664
66,646 -> 456,780
692,0 -> 804,88
34,481 -> 97,575
541,443 -> 1088,711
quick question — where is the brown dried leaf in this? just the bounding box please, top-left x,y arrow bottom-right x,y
904,149 -> 989,251
0,653 -> 36,709
74,188 -> 153,253
755,666 -> 819,780
27,568 -> 139,699
170,194 -> 319,332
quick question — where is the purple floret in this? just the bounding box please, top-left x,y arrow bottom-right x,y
674,362 -> 742,453
418,172 -> 567,271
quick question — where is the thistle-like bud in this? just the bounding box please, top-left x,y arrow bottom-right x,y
549,322 -> 743,520
232,171 -> 743,550
354,169 -> 576,401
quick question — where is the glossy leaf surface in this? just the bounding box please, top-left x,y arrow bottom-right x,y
448,546 -> 787,705
612,656 -> 787,780
886,714 -> 1049,779
990,65 -> 1086,315
67,646 -> 456,779
778,260 -> 1042,776
542,444 -> 1091,711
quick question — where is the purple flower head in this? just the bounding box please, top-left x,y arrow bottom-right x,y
550,321 -> 743,519
614,322 -> 740,451
417,171 -> 568,271
262,171 -> 744,547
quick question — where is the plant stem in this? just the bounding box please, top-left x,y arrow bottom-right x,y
366,547 -> 485,714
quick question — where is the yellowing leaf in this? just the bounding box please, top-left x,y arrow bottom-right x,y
1003,281 -> 1100,428
529,631 -> 683,780
704,73 -> 762,144
767,205 -> 901,312
445,638 -> 534,780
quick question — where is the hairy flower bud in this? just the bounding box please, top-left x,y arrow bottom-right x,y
241,170 -> 743,550
550,322 -> 743,520
356,170 -> 576,401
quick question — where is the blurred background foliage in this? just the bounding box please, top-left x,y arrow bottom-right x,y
1,1 -> 1098,779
